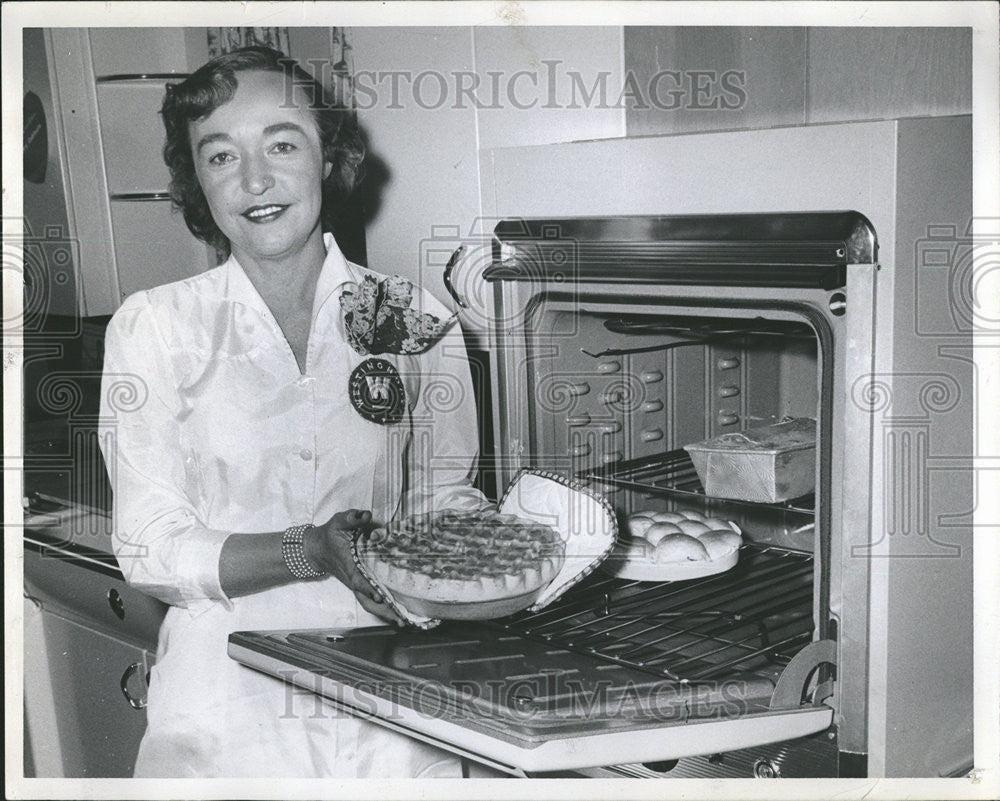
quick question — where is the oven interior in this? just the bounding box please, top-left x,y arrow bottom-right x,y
497,299 -> 826,697
520,302 -> 820,538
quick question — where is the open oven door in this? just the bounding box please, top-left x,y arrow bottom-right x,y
228,604 -> 836,774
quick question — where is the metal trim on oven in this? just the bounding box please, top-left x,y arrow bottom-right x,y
486,212 -> 877,291
23,530 -> 123,580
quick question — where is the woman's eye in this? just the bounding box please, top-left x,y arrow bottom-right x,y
208,152 -> 235,166
270,141 -> 297,155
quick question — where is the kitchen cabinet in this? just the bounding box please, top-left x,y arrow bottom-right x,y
88,27 -> 201,76
110,198 -> 218,298
624,27 -> 809,137
96,81 -> 178,195
43,28 -> 215,316
24,603 -> 153,777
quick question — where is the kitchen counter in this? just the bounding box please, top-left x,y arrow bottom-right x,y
23,497 -> 167,647
24,500 -> 118,563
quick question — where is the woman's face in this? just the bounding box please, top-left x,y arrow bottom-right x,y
189,70 -> 332,265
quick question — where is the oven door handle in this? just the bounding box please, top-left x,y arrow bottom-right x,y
768,638 -> 837,710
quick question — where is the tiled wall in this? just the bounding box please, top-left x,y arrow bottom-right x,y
624,27 -> 972,136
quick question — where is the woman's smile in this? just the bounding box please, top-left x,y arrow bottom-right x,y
241,204 -> 291,223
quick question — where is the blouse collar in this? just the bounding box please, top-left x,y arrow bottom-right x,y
220,232 -> 363,325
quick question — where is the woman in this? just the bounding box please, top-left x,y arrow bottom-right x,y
98,47 -> 488,778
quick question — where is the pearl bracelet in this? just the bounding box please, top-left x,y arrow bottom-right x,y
281,524 -> 327,580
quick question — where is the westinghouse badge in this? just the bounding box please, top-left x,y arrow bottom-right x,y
349,358 -> 406,425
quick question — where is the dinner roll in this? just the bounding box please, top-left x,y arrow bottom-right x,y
650,511 -> 686,524
624,538 -> 653,560
642,521 -> 682,547
698,530 -> 742,559
627,513 -> 657,539
652,533 -> 711,563
676,519 -> 711,537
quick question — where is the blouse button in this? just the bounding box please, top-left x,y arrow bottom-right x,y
300,449 -> 313,461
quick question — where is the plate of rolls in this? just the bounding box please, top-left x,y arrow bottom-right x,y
603,508 -> 743,581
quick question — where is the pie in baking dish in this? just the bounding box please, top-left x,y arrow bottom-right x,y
364,509 -> 566,605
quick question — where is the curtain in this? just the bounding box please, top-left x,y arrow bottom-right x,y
205,27 -> 355,111
328,27 -> 355,110
206,27 -> 291,58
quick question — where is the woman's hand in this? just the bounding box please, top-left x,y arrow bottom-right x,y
305,509 -> 404,625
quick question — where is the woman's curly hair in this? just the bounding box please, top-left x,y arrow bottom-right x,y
161,46 -> 364,258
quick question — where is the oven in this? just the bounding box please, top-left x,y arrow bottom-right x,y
228,211 -> 903,778
479,211 -> 872,775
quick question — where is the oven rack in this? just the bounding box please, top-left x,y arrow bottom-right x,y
496,545 -> 815,684
579,448 -> 815,517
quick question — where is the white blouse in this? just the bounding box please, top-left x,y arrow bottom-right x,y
98,234 -> 488,777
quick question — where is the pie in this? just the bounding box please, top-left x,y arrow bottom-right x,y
363,509 -> 565,609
